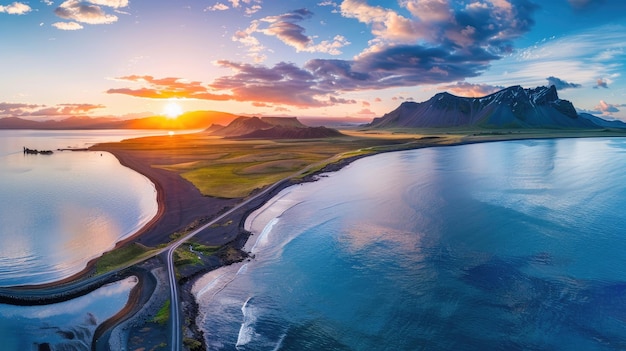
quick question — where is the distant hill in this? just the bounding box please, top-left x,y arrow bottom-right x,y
578,113 -> 626,128
235,125 -> 343,139
368,85 -> 617,129
208,116 -> 343,139
0,110 -> 237,130
209,116 -> 274,137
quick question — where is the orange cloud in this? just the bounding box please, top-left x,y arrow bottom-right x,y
439,81 -> 504,97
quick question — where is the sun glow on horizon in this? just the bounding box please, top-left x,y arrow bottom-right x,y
163,101 -> 183,119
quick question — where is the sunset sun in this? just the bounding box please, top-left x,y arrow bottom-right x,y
163,101 -> 183,119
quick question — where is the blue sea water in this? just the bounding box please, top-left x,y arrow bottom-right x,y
194,137 -> 626,351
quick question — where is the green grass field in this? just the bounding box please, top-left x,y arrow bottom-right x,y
94,243 -> 155,275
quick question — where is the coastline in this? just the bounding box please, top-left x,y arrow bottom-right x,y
3,130 -> 626,349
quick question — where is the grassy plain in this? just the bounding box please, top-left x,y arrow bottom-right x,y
94,243 -> 155,275
106,132 -> 434,198
102,128 -> 625,199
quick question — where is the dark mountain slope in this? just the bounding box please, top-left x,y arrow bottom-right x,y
368,85 -> 604,129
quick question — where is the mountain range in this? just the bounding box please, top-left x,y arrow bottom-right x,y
368,85 -> 626,129
0,111 -> 237,130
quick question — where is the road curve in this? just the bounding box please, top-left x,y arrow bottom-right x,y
165,177 -> 293,351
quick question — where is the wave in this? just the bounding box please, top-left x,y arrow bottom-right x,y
193,265 -> 240,300
236,296 -> 258,349
237,263 -> 248,276
271,332 -> 287,351
250,218 -> 280,254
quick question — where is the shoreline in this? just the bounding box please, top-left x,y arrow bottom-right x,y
3,130 -> 626,349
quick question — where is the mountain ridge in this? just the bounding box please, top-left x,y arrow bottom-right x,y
368,85 -> 622,129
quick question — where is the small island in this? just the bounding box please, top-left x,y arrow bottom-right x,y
23,147 -> 54,155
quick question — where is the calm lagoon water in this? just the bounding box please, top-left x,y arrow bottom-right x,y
0,129 -> 167,286
0,276 -> 137,350
194,137 -> 626,351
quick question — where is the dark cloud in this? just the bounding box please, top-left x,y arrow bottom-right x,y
107,42 -> 503,107
109,0 -> 542,108
110,63 -> 359,108
594,78 -> 609,89
261,8 -> 314,50
210,61 -> 329,107
546,76 -> 582,90
449,0 -> 538,55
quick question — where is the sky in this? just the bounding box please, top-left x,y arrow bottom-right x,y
1,0 -> 625,121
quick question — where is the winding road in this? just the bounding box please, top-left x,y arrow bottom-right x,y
164,178 -> 291,351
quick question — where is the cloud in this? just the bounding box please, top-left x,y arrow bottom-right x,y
220,0 -> 262,16
595,100 -> 620,115
41,0 -> 54,5
439,82 -> 505,97
306,44 -> 496,91
261,9 -> 314,50
107,75 -> 233,101
546,76 -> 581,90
0,102 -> 104,117
594,78 -> 609,89
52,21 -> 84,30
87,0 -> 128,8
475,25 -> 625,89
108,62 -> 364,108
234,0 -> 539,84
236,8 -> 351,57
110,39 -> 512,107
206,3 -> 229,11
26,103 -> 106,116
0,2 -> 32,14
210,61 -> 334,107
0,102 -> 43,115
340,0 -> 537,55
245,5 -> 261,16
53,0 -> 129,28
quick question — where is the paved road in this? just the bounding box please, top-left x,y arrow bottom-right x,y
164,178 -> 291,351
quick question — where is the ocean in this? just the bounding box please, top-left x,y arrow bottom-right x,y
194,137 -> 626,351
